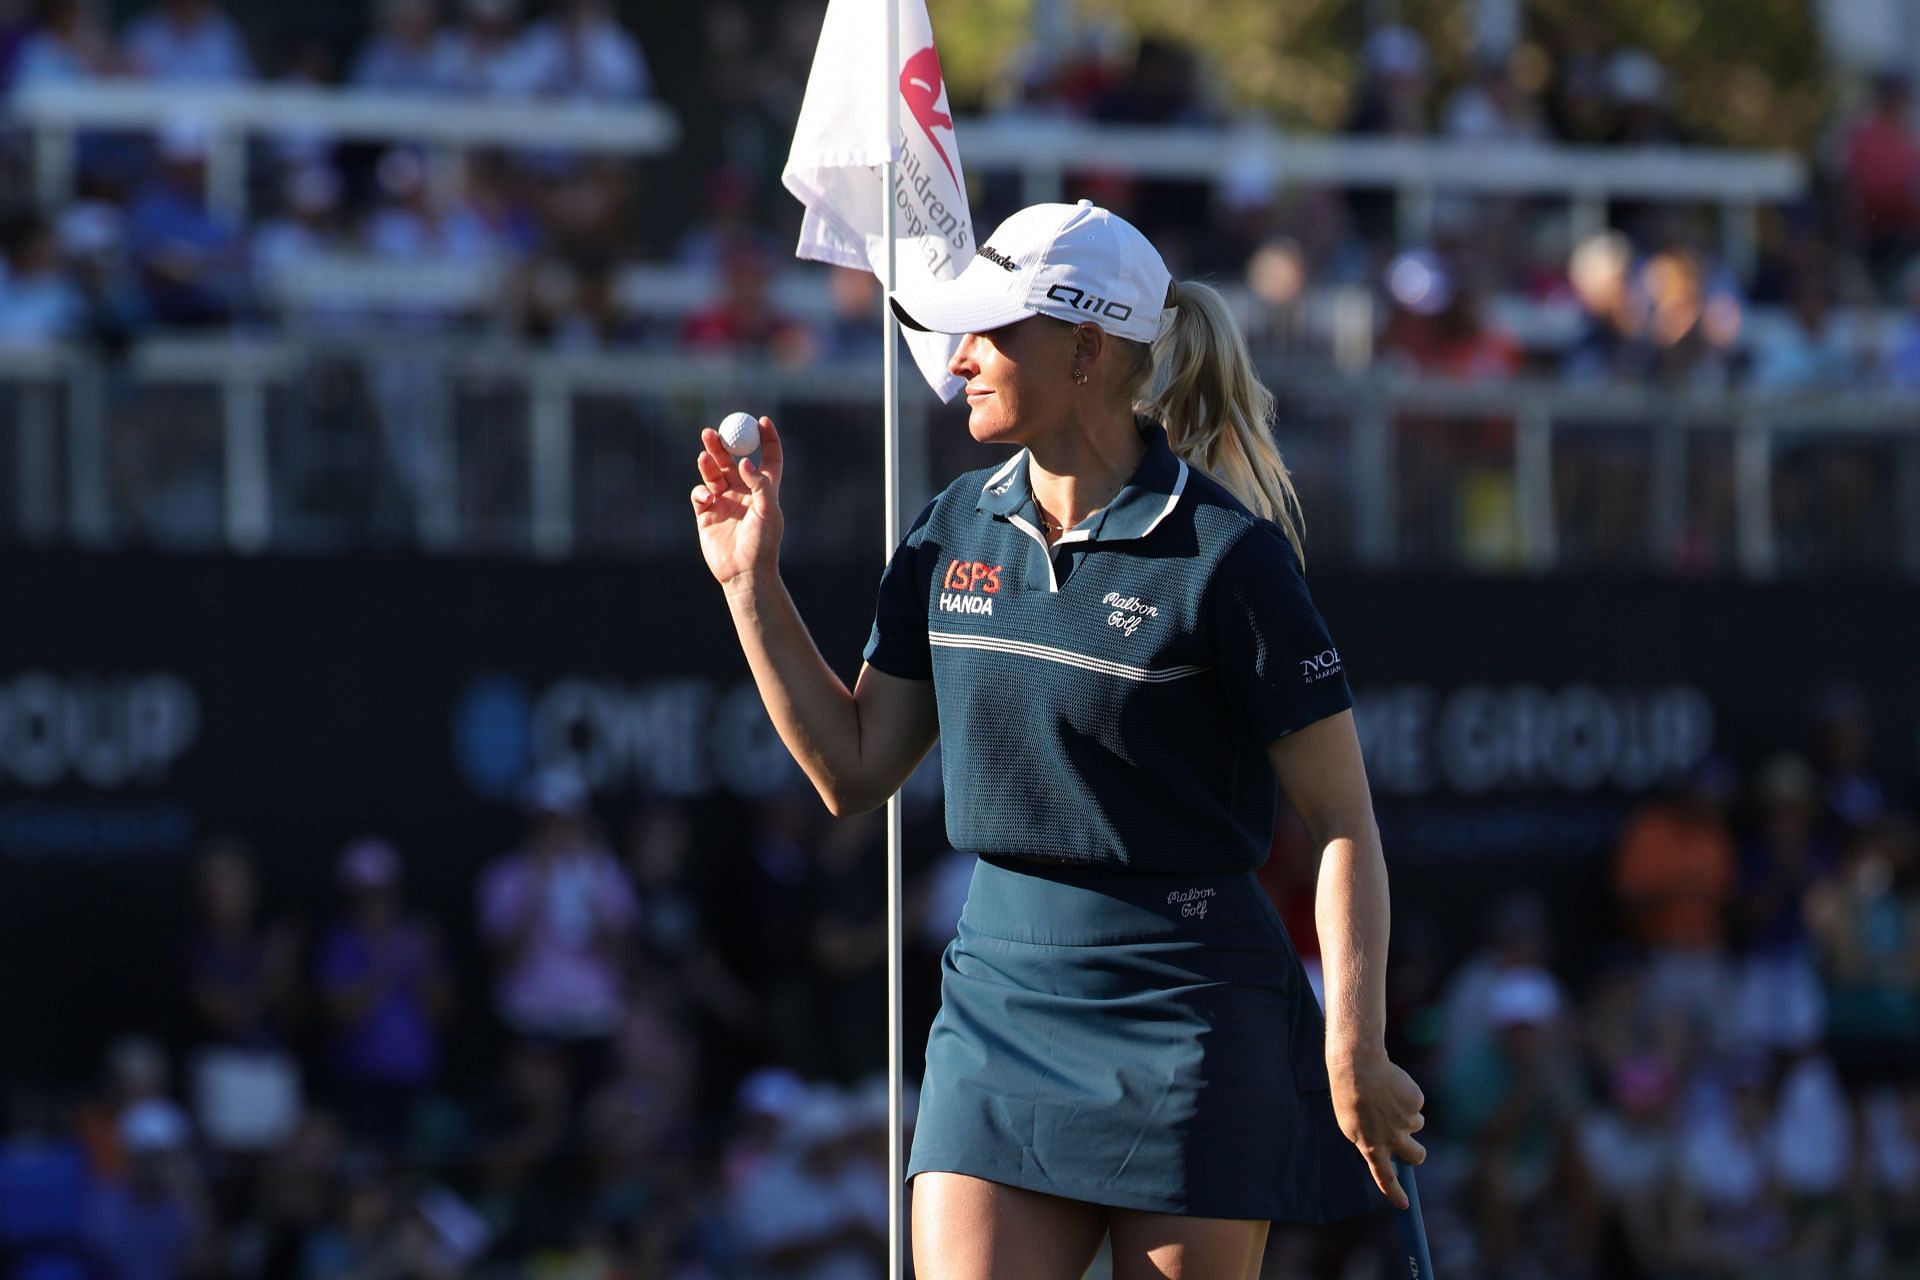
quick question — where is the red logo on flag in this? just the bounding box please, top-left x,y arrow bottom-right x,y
900,45 -> 958,189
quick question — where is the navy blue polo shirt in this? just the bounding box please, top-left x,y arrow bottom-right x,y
864,419 -> 1354,873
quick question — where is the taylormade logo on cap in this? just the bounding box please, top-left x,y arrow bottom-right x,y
889,200 -> 1174,345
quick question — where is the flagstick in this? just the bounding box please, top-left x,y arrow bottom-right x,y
881,0 -> 907,1274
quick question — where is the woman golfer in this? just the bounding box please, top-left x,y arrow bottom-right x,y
692,201 -> 1425,1279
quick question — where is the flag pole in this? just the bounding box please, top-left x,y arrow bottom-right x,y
881,0 -> 907,1273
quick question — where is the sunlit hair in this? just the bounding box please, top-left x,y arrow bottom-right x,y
1108,280 -> 1308,569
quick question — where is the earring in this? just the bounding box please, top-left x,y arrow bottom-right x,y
1071,363 -> 1089,385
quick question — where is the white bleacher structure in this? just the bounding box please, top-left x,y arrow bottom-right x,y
2,82 -> 1915,576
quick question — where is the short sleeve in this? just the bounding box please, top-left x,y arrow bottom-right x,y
861,499 -> 939,681
1208,523 -> 1353,743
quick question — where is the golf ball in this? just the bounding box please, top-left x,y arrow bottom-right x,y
718,411 -> 761,457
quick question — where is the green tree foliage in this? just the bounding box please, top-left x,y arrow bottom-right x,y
934,0 -> 1829,148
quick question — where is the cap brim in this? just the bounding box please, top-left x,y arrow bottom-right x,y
888,256 -> 1035,335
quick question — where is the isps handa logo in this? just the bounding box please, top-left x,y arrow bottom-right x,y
939,559 -> 1000,615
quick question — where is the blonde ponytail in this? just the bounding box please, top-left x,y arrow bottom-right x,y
1137,280 -> 1309,569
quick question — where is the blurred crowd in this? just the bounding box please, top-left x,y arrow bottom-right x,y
1381,685 -> 1920,1280
0,766 -> 926,1279
0,686 -> 1914,1279
0,4 -> 1918,390
985,23 -> 1920,394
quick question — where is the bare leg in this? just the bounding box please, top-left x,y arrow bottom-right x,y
911,1172 -> 1110,1280
1109,1207 -> 1270,1280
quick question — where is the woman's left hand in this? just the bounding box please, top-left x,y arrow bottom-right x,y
1327,1047 -> 1426,1209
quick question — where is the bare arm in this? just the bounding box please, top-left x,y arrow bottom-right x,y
694,418 -> 939,814
1268,708 -> 1427,1207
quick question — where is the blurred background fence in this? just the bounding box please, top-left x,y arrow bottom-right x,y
5,339 -> 1917,578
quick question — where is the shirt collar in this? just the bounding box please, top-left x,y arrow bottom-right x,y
975,417 -> 1189,543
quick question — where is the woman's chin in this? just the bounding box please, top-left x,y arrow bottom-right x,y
966,407 -> 1015,445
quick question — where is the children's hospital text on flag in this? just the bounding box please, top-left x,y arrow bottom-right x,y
782,0 -> 974,401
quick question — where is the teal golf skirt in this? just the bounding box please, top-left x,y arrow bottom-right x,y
909,854 -> 1379,1222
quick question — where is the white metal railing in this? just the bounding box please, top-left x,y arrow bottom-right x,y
9,81 -> 680,223
2,337 -> 1915,577
953,115 -> 1807,276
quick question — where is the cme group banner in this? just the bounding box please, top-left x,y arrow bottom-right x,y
1,552 -> 1914,1069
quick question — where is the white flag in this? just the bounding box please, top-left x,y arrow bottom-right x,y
782,0 -> 974,401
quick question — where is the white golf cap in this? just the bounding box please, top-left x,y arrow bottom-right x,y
889,200 -> 1173,345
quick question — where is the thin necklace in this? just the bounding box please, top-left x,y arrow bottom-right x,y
1036,477 -> 1119,538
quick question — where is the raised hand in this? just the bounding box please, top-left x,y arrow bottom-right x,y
690,417 -> 784,590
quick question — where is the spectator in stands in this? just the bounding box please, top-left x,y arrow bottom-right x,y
0,207 -> 85,345
521,254 -> 620,348
73,1037 -> 174,1186
1580,1053 -> 1682,1277
675,164 -> 782,274
251,163 -> 350,321
515,0 -> 648,101
1768,1046 -> 1853,1273
1747,271 -> 1869,391
1671,1056 -> 1789,1275
81,1099 -> 209,1280
58,173 -> 147,350
1631,246 -> 1740,389
1441,54 -> 1546,143
805,264 -> 883,362
1561,229 -> 1644,382
0,0 -> 27,83
1844,75 -> 1920,282
725,1067 -> 807,1194
184,837 -> 302,1051
1856,1080 -> 1920,1270
1731,753 -> 1831,1054
1812,682 -> 1890,839
430,0 -> 536,96
1379,249 -> 1522,380
1806,815 -> 1920,1086
348,0 -> 444,93
121,0 -> 251,83
799,813 -> 886,1083
623,803 -> 755,1042
182,837 -> 304,1155
1435,891 -> 1554,1086
1604,48 -> 1682,146
474,1037 -> 581,1254
478,767 -> 637,1069
10,0 -> 121,87
362,147 -> 502,292
727,1085 -> 887,1279
127,122 -> 247,326
528,154 -> 633,261
1086,36 -> 1214,267
579,997 -> 698,1256
0,1088 -> 93,1277
1543,46 -> 1615,146
315,838 -> 456,1141
1445,966 -> 1599,1280
1884,256 -> 1920,388
681,245 -> 806,360
297,1158 -> 409,1279
1347,24 -> 1430,136
250,1111 -> 346,1274
1610,755 -> 1740,1051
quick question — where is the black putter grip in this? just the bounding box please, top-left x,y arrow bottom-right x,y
1391,1156 -> 1435,1279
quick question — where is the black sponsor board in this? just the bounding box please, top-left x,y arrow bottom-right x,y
1,551 -> 1915,1081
